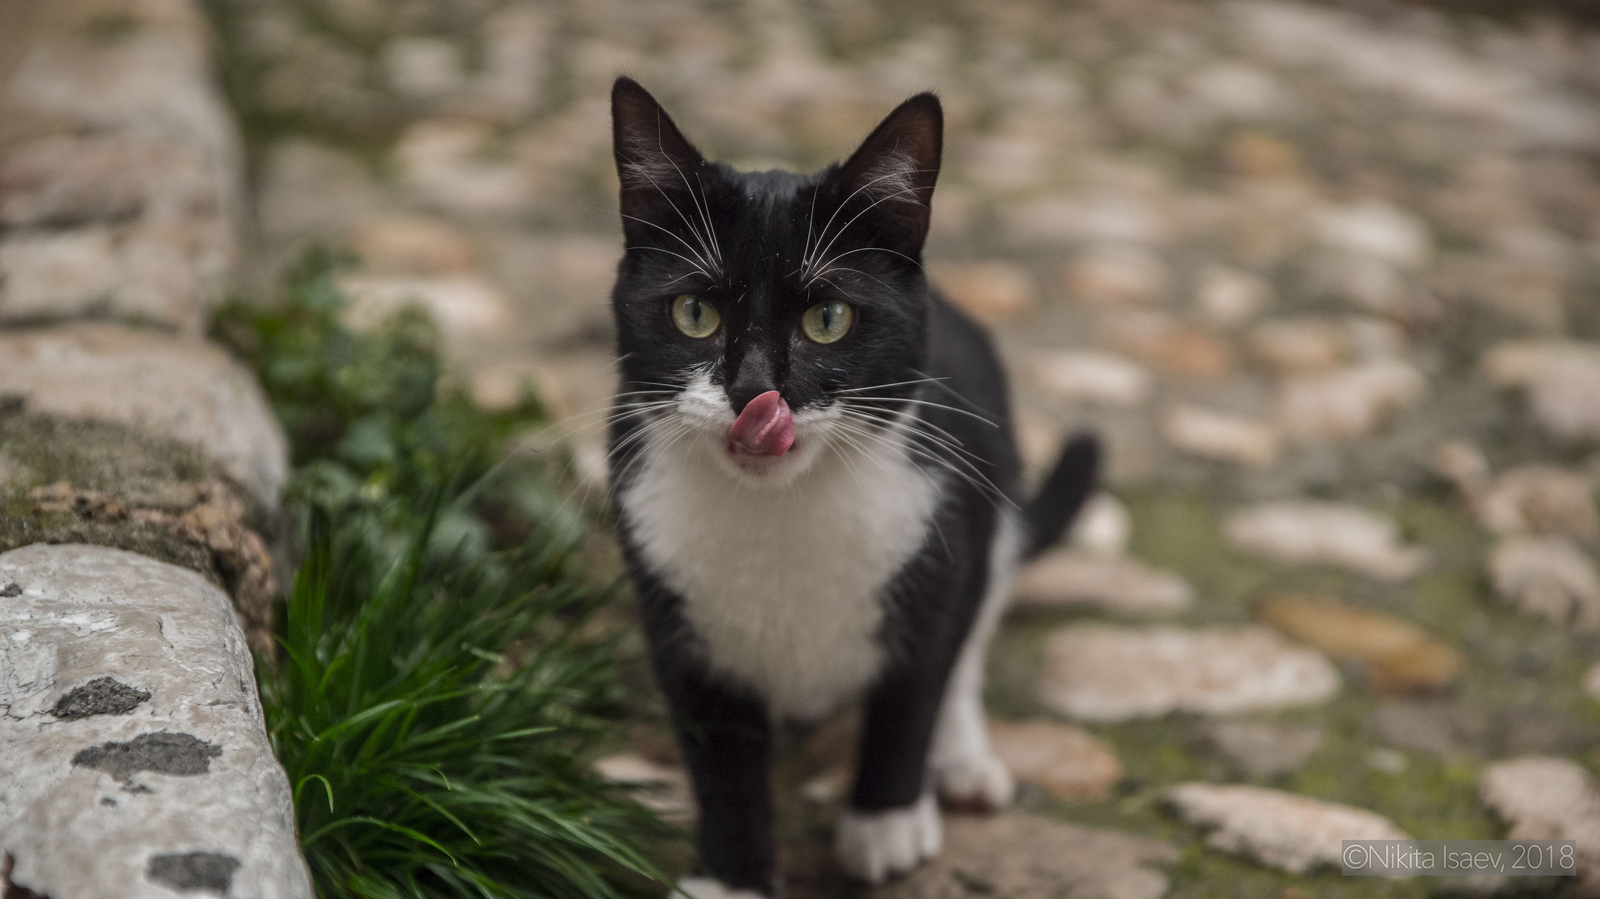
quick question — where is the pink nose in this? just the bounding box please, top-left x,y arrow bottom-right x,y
727,390 -> 795,456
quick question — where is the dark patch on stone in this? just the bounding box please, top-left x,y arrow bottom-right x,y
1367,701 -> 1596,759
50,677 -> 150,719
2,852 -> 50,899
147,853 -> 240,895
0,394 -> 24,416
100,797 -> 116,806
72,732 -> 221,783
0,584 -> 18,598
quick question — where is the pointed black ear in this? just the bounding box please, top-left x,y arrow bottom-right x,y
612,77 -> 707,231
833,92 -> 943,252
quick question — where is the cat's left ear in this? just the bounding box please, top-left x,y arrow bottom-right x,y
834,92 -> 943,253
612,77 -> 708,233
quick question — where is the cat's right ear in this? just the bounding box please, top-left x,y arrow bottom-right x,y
612,77 -> 707,232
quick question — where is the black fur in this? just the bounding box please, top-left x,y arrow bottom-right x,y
605,77 -> 1095,895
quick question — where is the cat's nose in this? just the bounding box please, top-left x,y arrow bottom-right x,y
726,351 -> 777,414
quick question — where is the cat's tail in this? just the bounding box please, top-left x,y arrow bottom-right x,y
1020,433 -> 1101,561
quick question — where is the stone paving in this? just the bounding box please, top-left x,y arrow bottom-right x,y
203,0 -> 1600,894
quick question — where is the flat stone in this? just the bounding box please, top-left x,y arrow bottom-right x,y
1059,244 -> 1167,306
1257,595 -> 1464,694
1311,199 -> 1431,270
1472,466 -> 1598,539
1002,193 -> 1170,246
1038,625 -> 1339,722
1225,501 -> 1428,581
1220,132 -> 1302,180
1204,720 -> 1323,778
1276,359 -> 1426,442
594,753 -> 693,822
348,214 -> 478,275
1488,535 -> 1600,630
1249,318 -> 1348,375
1162,404 -> 1280,467
1013,551 -> 1193,615
1368,702 -> 1594,760
1479,757 -> 1600,894
1167,783 -> 1409,874
1100,310 -> 1234,380
1247,316 -> 1402,376
0,324 -> 288,509
1069,493 -> 1131,556
0,221 -> 226,335
0,544 -> 310,899
875,812 -> 1175,899
1193,264 -> 1270,326
3,27 -> 239,195
931,261 -> 1038,323
1028,350 -> 1152,407
1482,341 -> 1600,440
0,133 -> 223,230
989,719 -> 1122,802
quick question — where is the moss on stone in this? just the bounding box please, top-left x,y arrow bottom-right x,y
0,410 -> 225,585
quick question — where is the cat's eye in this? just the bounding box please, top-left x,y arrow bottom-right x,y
670,295 -> 720,338
801,301 -> 854,344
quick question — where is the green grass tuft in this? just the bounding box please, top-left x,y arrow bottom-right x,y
264,508 -> 668,899
224,251 -> 673,898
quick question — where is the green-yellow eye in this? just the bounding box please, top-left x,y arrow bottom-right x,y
801,301 -> 854,344
670,295 -> 720,338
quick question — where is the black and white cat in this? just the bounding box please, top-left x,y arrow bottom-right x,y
605,77 -> 1099,898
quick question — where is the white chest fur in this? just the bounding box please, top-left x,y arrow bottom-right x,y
620,430 -> 940,719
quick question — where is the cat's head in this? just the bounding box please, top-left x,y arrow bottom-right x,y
608,77 -> 942,485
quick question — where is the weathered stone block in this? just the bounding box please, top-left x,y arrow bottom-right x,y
0,544 -> 311,899
0,324 -> 288,510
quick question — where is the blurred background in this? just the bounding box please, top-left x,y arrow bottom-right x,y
8,0 -> 1600,896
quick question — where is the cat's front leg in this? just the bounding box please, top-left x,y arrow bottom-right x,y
836,667 -> 946,883
657,659 -> 778,897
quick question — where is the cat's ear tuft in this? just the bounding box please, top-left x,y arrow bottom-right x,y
835,92 -> 943,251
612,77 -> 706,226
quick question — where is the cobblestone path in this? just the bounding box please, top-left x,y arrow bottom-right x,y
205,0 -> 1600,895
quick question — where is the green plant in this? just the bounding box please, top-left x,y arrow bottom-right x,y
226,251 -> 672,897
263,507 -> 667,899
214,249 -> 584,552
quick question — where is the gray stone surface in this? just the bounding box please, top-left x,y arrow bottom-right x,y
1167,783 -> 1410,874
0,544 -> 311,899
1038,625 -> 1340,722
1225,501 -> 1429,580
876,812 -> 1176,899
0,323 -> 288,509
1479,756 -> 1600,895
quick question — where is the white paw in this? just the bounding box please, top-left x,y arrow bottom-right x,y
672,876 -> 767,899
835,793 -> 942,884
935,751 -> 1014,812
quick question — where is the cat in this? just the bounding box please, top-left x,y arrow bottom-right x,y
605,76 -> 1099,898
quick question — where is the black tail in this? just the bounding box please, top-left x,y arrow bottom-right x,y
1021,433 -> 1100,561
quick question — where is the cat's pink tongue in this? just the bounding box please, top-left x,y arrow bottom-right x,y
727,390 -> 795,457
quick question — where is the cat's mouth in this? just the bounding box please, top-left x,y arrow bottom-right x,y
726,390 -> 795,457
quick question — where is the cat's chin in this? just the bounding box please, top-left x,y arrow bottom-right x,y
713,438 -> 820,485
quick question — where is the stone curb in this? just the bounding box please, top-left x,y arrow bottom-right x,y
0,0 -> 310,895
0,545 -> 312,899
